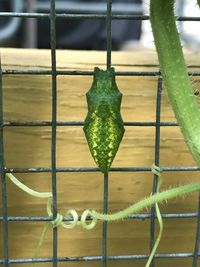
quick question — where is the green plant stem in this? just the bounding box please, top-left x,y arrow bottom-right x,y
198,0 -> 200,7
92,182 -> 200,221
150,0 -> 200,165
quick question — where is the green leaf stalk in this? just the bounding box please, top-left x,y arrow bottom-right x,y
150,0 -> 200,165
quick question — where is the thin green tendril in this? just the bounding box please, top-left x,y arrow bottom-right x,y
6,170 -> 200,266
6,172 -> 98,263
31,222 -> 51,267
6,173 -> 52,198
145,165 -> 163,267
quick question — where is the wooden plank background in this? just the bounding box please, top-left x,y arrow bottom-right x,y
0,48 -> 200,267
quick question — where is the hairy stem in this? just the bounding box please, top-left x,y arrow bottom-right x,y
92,182 -> 200,221
150,0 -> 200,165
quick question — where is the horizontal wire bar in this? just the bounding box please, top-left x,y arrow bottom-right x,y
0,213 -> 198,222
1,121 -> 178,127
2,166 -> 200,173
2,70 -> 160,76
0,12 -> 200,21
0,12 -> 49,18
0,13 -> 148,19
2,70 -> 200,76
0,252 -> 199,264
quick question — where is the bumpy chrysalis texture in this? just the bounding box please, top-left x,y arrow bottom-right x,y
84,67 -> 125,174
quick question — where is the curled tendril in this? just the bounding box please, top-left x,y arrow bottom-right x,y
61,210 -> 79,229
6,169 -> 200,267
46,197 -> 97,230
6,172 -> 96,230
52,213 -> 64,228
151,164 -> 162,177
81,209 -> 97,230
6,172 -> 98,266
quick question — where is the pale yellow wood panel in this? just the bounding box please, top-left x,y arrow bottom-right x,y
0,48 -> 200,267
3,126 -> 156,168
1,48 -> 200,70
3,75 -> 52,122
3,74 -> 158,123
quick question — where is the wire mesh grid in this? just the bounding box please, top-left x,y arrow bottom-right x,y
0,0 -> 200,266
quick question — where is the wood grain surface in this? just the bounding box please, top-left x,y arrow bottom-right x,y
0,48 -> 200,267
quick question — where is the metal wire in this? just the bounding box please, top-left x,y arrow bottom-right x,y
0,53 -> 9,267
193,193 -> 200,267
2,69 -> 200,76
0,252 -> 200,265
0,212 -> 199,222
102,2 -> 112,266
50,1 -> 58,266
0,1 -> 200,266
0,13 -> 200,21
149,77 -> 163,267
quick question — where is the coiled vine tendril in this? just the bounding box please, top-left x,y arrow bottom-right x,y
6,171 -> 200,267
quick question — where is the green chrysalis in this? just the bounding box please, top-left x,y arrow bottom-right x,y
83,67 -> 125,173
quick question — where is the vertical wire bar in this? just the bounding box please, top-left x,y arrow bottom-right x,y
102,173 -> 109,267
50,1 -> 58,267
106,0 -> 112,69
149,77 -> 162,267
192,192 -> 200,267
0,57 -> 9,267
102,1 -> 112,266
